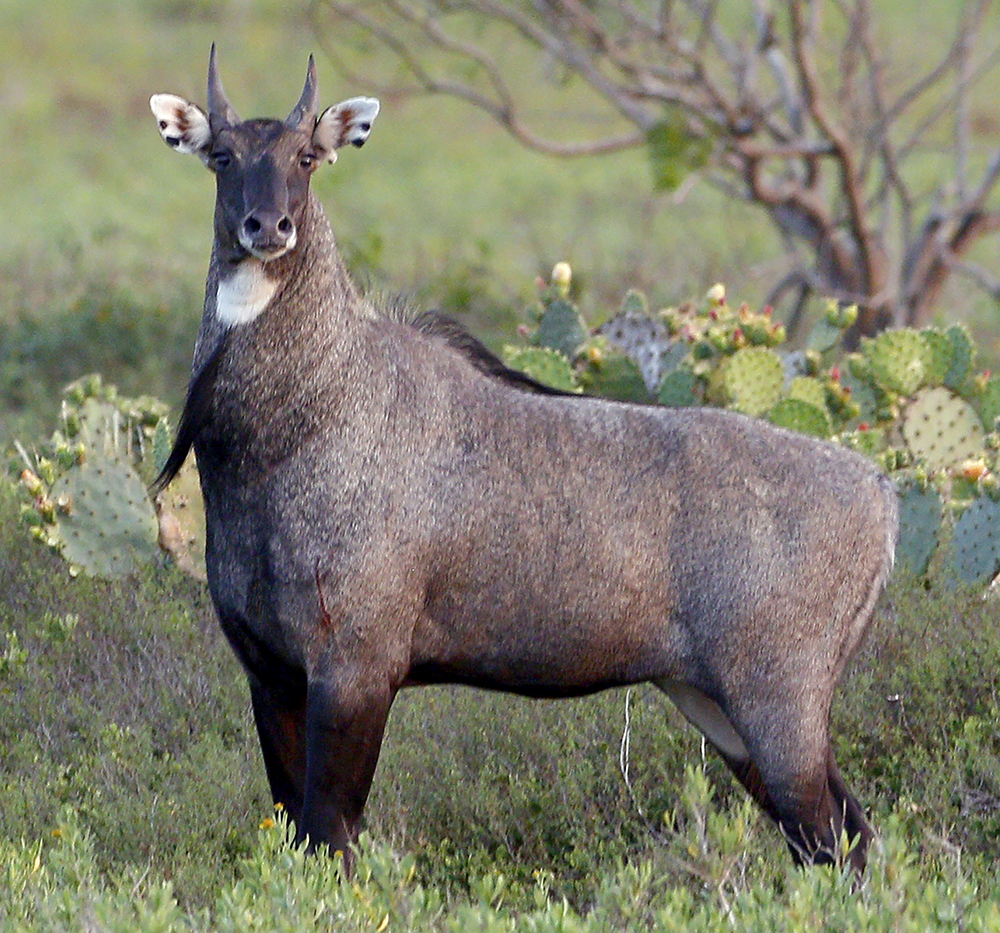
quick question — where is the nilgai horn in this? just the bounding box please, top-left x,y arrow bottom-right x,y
150,47 -> 898,874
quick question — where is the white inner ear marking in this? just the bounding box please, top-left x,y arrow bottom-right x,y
654,678 -> 750,760
149,93 -> 211,155
314,96 -> 380,162
215,260 -> 278,327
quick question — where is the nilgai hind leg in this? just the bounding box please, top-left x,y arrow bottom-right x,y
655,678 -> 870,872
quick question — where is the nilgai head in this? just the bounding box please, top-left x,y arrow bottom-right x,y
150,44 -> 379,267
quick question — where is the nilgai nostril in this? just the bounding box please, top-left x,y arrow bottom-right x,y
150,45 -> 897,877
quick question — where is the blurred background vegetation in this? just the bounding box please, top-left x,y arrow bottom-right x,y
4,0 -> 997,447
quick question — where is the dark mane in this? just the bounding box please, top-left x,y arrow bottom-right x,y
410,310 -> 578,397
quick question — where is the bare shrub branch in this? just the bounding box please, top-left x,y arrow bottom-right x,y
313,0 -> 1000,339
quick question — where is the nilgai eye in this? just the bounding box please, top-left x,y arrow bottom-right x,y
213,152 -> 232,169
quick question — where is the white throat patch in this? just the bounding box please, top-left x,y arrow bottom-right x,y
215,260 -> 278,327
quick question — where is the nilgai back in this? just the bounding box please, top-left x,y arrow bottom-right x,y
151,48 -> 898,873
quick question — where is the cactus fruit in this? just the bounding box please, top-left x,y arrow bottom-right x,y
534,298 -> 588,359
895,482 -> 943,577
50,455 -> 160,577
948,496 -> 1000,585
901,386 -> 985,472
716,347 -> 784,417
502,345 -> 580,393
863,330 -> 933,397
769,398 -> 831,438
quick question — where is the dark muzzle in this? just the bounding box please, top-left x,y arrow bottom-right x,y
240,209 -> 297,260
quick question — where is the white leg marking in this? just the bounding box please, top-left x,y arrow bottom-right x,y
216,260 -> 279,327
654,678 -> 750,760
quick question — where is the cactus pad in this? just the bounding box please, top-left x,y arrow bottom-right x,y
839,425 -> 886,458
787,376 -> 828,411
534,298 -> 588,359
599,312 -> 673,391
978,374 -> 1000,433
583,352 -> 649,403
657,369 -> 699,407
895,482 -> 943,577
944,324 -> 975,390
768,398 -> 831,438
902,386 -> 985,471
619,289 -> 649,317
948,496 -> 1000,584
502,345 -> 580,393
155,453 -> 207,580
50,455 -> 160,577
806,318 -> 843,353
864,330 -> 932,396
920,329 -> 954,387
718,347 -> 784,417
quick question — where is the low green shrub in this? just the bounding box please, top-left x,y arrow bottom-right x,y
3,792 -> 1000,932
0,484 -> 268,906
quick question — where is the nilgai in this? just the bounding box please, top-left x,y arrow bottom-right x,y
150,47 -> 898,873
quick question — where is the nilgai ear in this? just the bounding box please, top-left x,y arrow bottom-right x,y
150,94 -> 212,159
312,97 -> 380,163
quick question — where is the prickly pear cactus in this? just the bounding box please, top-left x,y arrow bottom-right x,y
947,496 -> 1000,585
944,324 -> 975,391
715,347 -> 784,417
599,311 -> 673,392
49,455 -> 160,577
895,482 -> 944,577
901,387 -> 985,472
599,290 -> 680,392
657,369 -> 699,408
11,373 -> 203,579
768,398 -> 831,438
863,330 -> 933,397
978,374 -> 1000,433
154,452 -> 207,580
502,345 -> 580,393
787,376 -> 828,411
920,329 -> 955,387
534,298 -> 588,360
581,352 -> 650,403
807,301 -> 857,353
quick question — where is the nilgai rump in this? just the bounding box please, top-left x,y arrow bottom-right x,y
151,48 -> 898,873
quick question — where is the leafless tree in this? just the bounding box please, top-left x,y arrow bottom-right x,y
311,0 -> 1000,342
